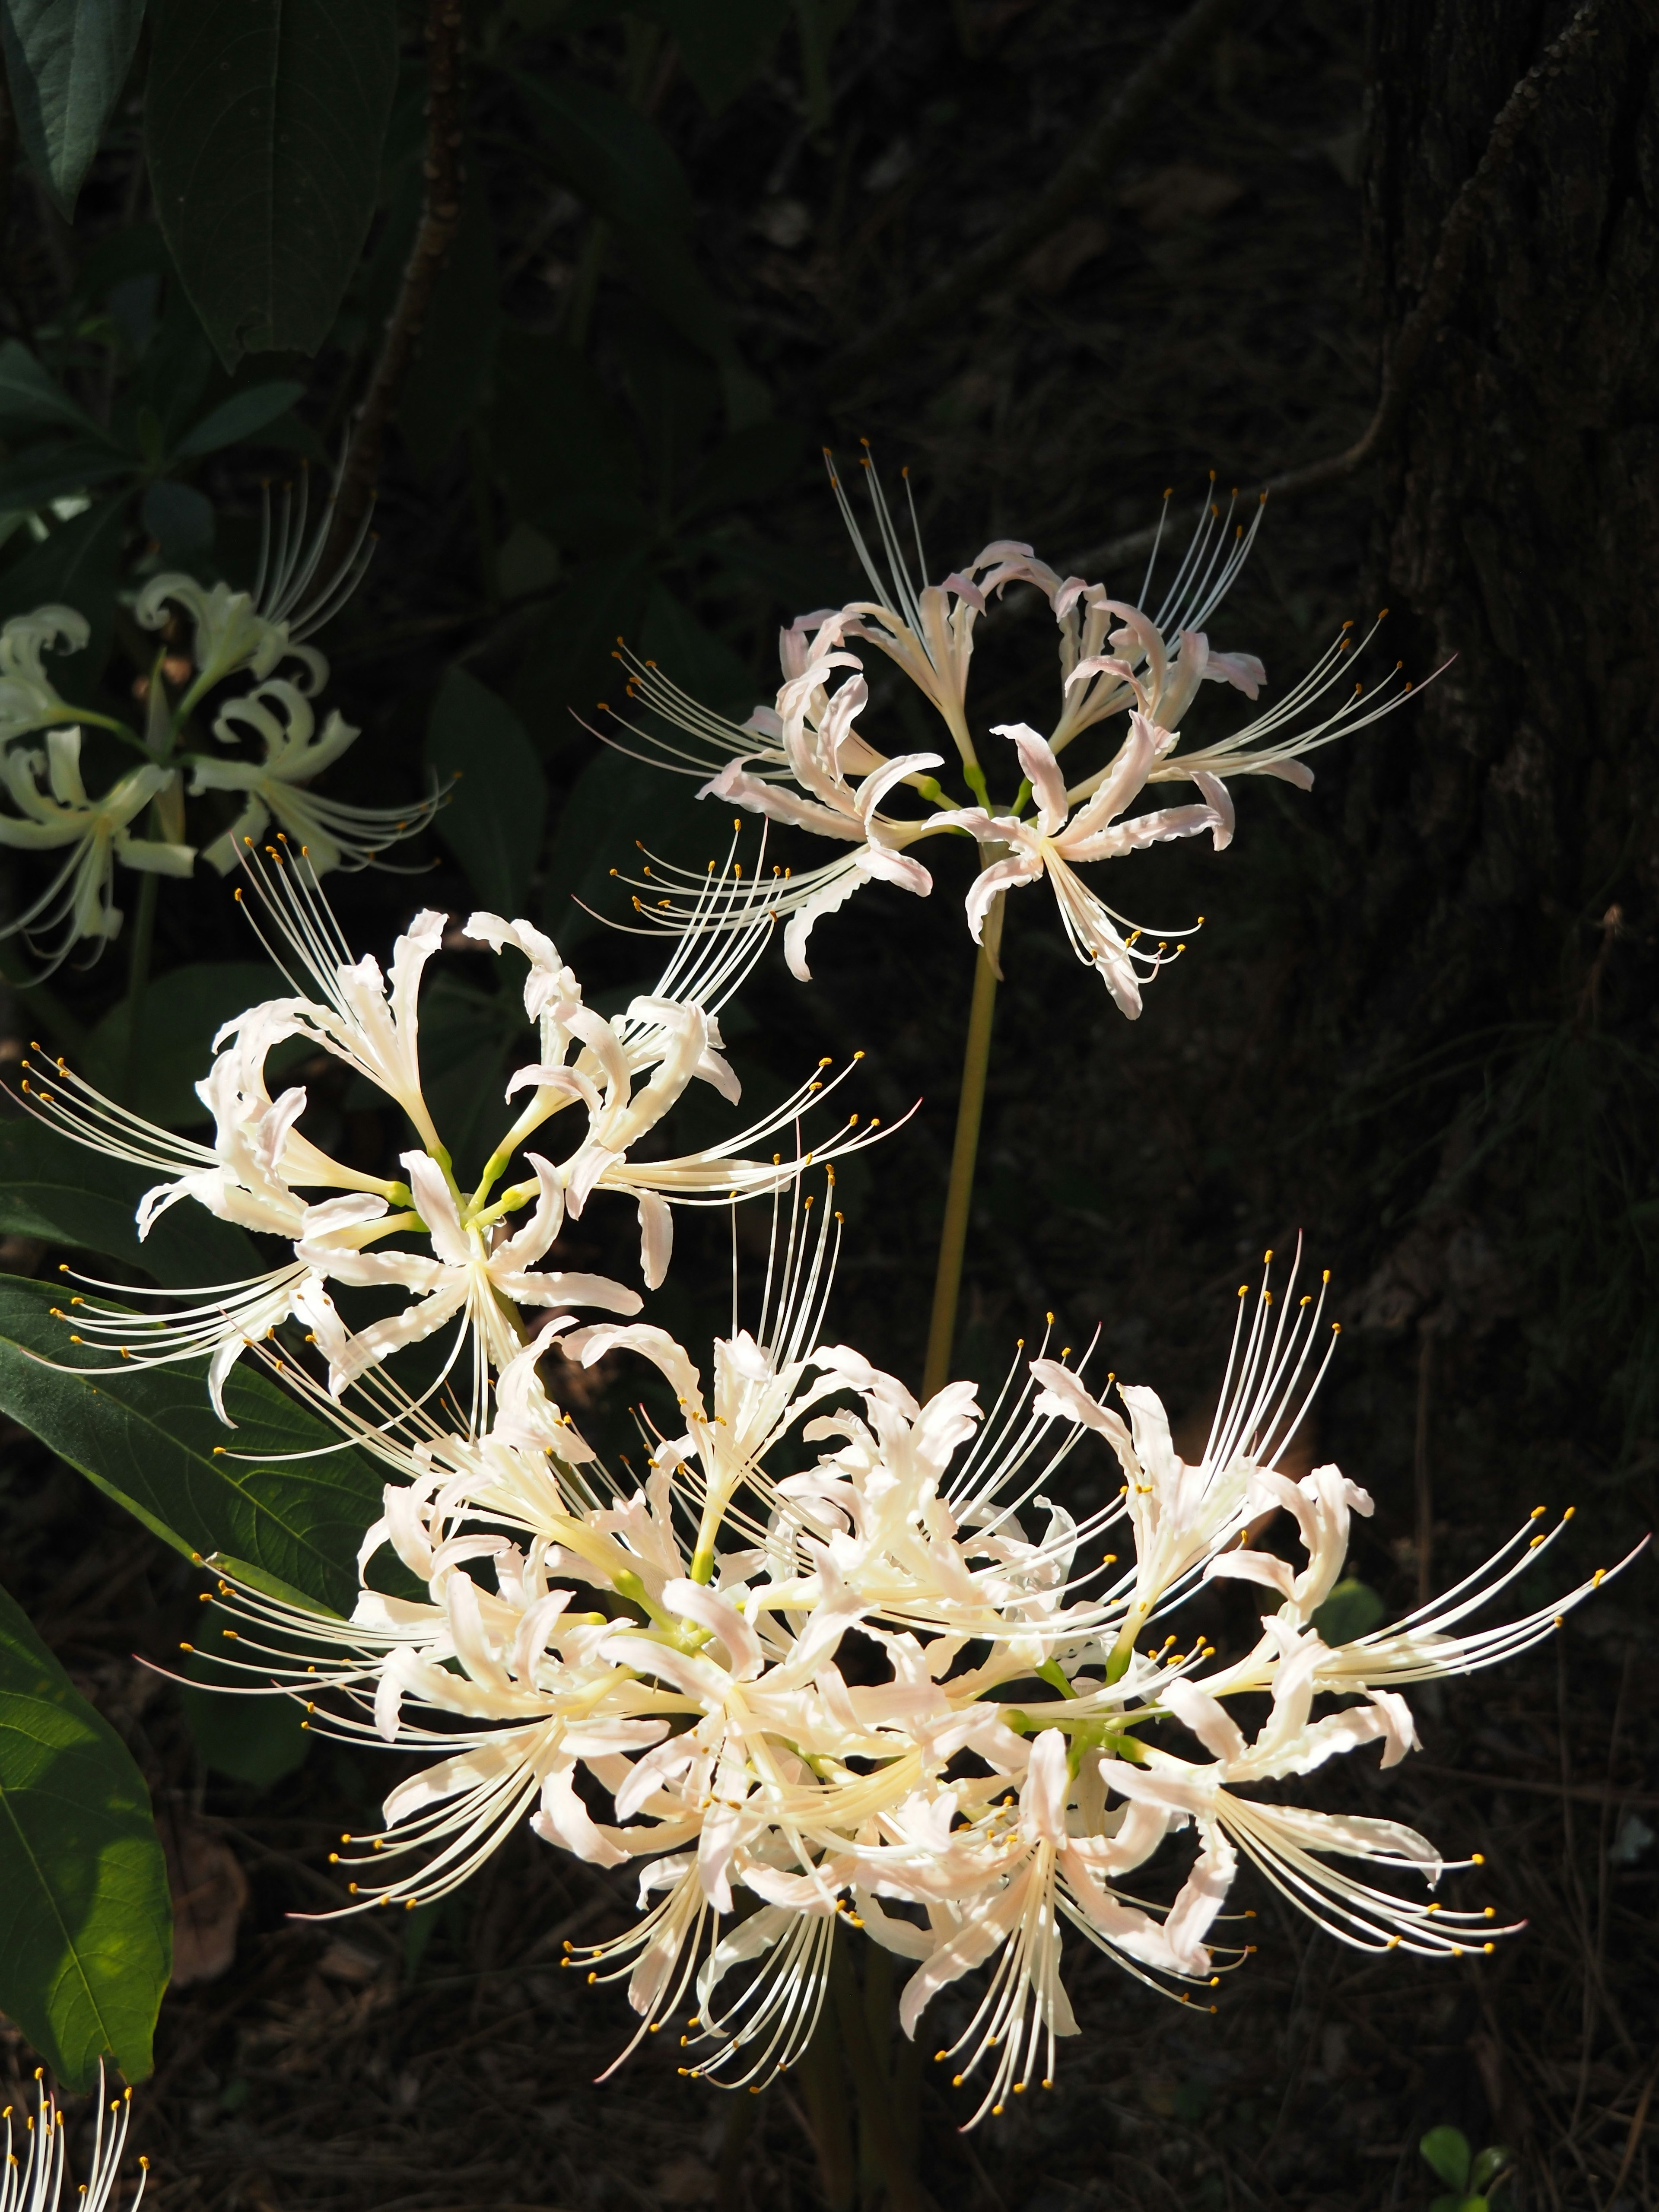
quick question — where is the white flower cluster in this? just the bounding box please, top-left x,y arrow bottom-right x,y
198,1217 -> 1611,2127
24,840 -> 886,1425
15,474 -> 1633,2133
0,478 -> 435,973
607,458 -> 1410,1014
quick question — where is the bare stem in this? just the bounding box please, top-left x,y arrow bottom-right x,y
922,932 -> 1000,1401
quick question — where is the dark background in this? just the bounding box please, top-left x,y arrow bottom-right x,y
0,2 -> 1655,2208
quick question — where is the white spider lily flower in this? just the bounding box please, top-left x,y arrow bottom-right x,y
298,1145 -> 641,1410
0,605 -> 93,744
0,730 -> 193,971
939,716 -> 1220,1013
890,1730 -> 1230,2122
698,657 -> 941,980
3,2067 -> 148,2212
135,466 -> 375,700
1032,1248 -> 1340,1671
189,678 -> 442,874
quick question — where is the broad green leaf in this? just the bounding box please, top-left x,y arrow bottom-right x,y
426,666 -> 547,918
0,1577 -> 170,2088
145,0 -> 398,366
637,0 -> 788,112
0,337 -> 108,438
140,477 -> 214,562
613,225 -> 769,427
180,1649 -> 308,1786
0,0 -> 146,218
0,496 -> 129,696
169,379 -> 306,459
0,1112 -> 260,1287
513,73 -> 691,235
513,548 -> 651,764
0,441 -> 132,513
1421,2129 -> 1473,2193
1309,1577 -> 1388,1645
83,960 -> 301,1129
398,189 -> 499,477
489,325 -> 641,531
0,1275 -> 383,1614
679,420 -> 809,519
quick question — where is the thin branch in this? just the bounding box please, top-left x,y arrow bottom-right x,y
1058,0 -> 1608,580
822,0 -> 1240,388
326,0 -> 465,564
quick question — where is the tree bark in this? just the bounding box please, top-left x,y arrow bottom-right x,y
1338,0 -> 1659,1067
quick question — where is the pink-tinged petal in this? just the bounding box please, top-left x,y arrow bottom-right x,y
861,845 -> 933,896
1053,575 -> 1101,618
1206,1548 -> 1297,1602
938,570 -> 987,612
563,1319 -> 705,1417
563,1142 -> 620,1217
403,1149 -> 470,1267
493,1153 -> 566,1269
662,1578 -> 764,1681
1163,1827 -> 1237,1972
1062,652 -> 1137,695
1368,1689 -> 1421,1769
1063,714 -> 1159,839
963,849 -> 1042,942
994,721 -> 1069,834
854,748 -> 944,820
1028,1359 -> 1135,1462
638,1190 -> 673,1289
897,1901 -> 1011,2037
1065,800 -> 1219,862
497,1268 -> 641,1316
1163,1676 -> 1249,1765
1259,757 -> 1315,789
1019,1728 -> 1071,1846
1202,648 -> 1266,698
1191,770 -> 1235,851
532,1765 -> 628,1866
783,857 -> 873,981
504,1061 -> 602,1110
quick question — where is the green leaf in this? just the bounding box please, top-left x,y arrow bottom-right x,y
169,379 -> 306,460
1469,2148 -> 1513,2194
613,224 -> 769,427
489,325 -> 642,532
0,1576 -> 170,2088
179,1649 -> 308,1786
83,960 -> 302,1130
145,0 -> 398,366
0,337 -> 108,438
0,0 -> 146,218
0,1112 -> 261,1287
0,496 -> 129,696
140,477 -> 215,562
636,0 -> 788,112
1421,2129 -> 1473,2193
513,547 -> 651,763
1309,1577 -> 1389,1645
0,1274 -> 383,1613
512,72 -> 691,235
0,441 -> 133,513
397,187 -> 499,477
426,666 -> 547,918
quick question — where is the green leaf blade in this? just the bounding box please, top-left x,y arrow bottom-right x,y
0,1579 -> 171,2088
426,666 -> 547,917
0,0 -> 147,217
0,1275 -> 382,1614
145,0 -> 397,365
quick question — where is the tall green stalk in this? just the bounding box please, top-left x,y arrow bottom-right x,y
921,925 -> 1001,1400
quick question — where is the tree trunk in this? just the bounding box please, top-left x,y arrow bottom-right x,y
1323,0 -> 1659,1453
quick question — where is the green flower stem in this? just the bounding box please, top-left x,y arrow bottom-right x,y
921,929 -> 1001,1401
830,1942 -> 926,2212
